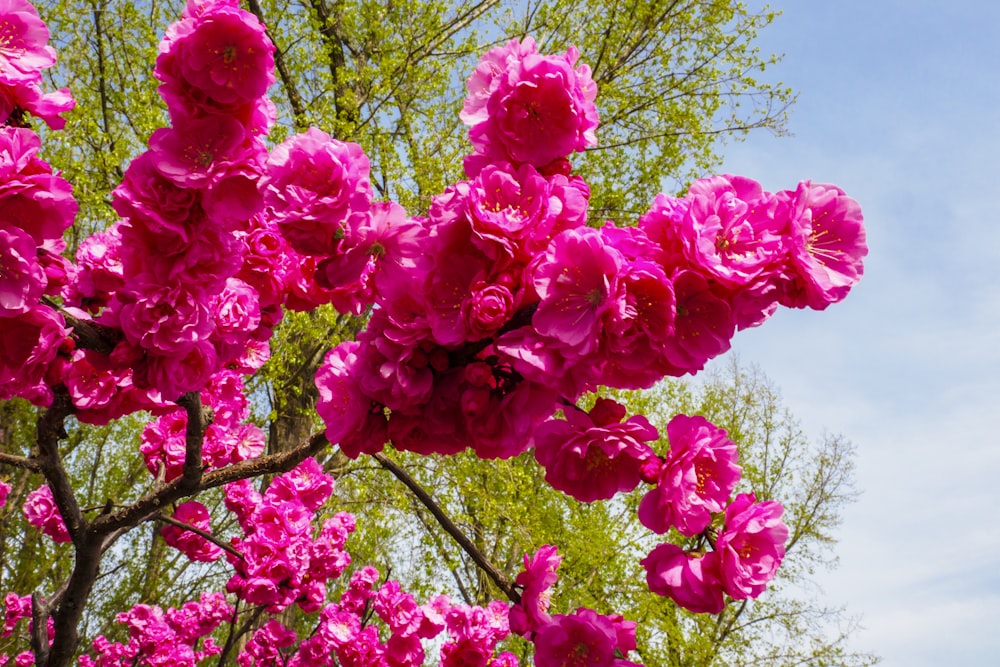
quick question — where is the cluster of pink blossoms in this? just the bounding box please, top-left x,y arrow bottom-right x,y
0,0 -> 76,407
79,592 -> 232,667
140,369 -> 264,484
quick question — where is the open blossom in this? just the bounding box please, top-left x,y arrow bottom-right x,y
464,37 -> 598,174
509,545 -> 561,638
641,543 -> 724,614
715,493 -> 788,600
533,398 -> 658,502
261,127 -> 372,256
0,0 -> 56,85
0,479 -> 10,509
156,1 -> 275,113
682,175 -> 784,290
532,228 -> 621,359
532,608 -> 626,667
778,180 -> 867,310
23,484 -> 71,543
0,225 -> 45,316
638,414 -> 741,536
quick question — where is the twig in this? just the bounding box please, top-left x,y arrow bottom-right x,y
372,452 -> 520,603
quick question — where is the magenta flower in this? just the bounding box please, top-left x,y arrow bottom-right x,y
531,608 -> 618,667
778,180 -> 868,310
0,479 -> 10,509
156,2 -> 274,111
682,175 -> 784,290
148,115 -> 250,188
23,484 -> 71,543
509,545 -> 561,638
638,414 -> 741,536
533,228 -> 621,358
0,128 -> 78,245
161,501 -> 223,562
315,341 -> 386,458
715,493 -> 789,600
660,269 -> 735,375
0,304 -> 68,406
464,38 -> 598,173
641,543 -> 724,614
533,398 -> 658,502
261,127 -> 372,256
0,0 -> 56,85
0,225 -> 45,316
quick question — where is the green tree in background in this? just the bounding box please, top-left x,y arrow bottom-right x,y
0,1 -> 879,664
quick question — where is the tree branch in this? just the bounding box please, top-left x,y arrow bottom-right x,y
372,452 -> 520,604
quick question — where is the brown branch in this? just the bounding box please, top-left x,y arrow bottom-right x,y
177,392 -> 209,492
30,593 -> 50,667
0,451 -> 42,471
372,452 -> 520,604
92,431 -> 329,534
36,389 -> 85,545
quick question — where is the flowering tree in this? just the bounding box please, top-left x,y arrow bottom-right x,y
0,1 -> 868,667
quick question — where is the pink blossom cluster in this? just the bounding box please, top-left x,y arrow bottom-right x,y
0,479 -> 9,508
78,592 -> 231,667
140,369 -> 264,482
0,128 -> 76,406
461,37 -> 598,176
22,484 -> 70,543
67,0 -> 278,401
510,546 -> 643,666
0,1 -> 91,411
1,593 -> 52,667
314,39 -> 867,474
235,568 -> 517,667
223,459 -> 350,613
642,493 -> 789,614
0,0 -> 74,129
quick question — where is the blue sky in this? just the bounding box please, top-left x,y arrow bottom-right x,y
709,2 -> 1000,664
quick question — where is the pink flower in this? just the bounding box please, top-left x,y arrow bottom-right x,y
533,398 -> 658,502
531,608 -> 618,667
641,543 -> 724,614
118,283 -> 214,355
778,180 -> 867,310
659,269 -> 735,376
682,175 -> 784,290
147,115 -> 251,188
315,341 -> 387,459
261,128 -> 372,256
715,493 -> 788,600
156,3 -> 275,112
0,128 -> 77,245
161,501 -> 223,562
0,304 -> 68,406
0,81 -> 74,129
23,484 -> 71,543
532,228 -> 621,358
0,479 -> 10,509
638,414 -> 741,536
462,281 -> 515,339
266,457 -> 334,512
464,38 -> 598,173
0,224 -> 45,316
509,545 -> 561,638
0,0 -> 56,85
